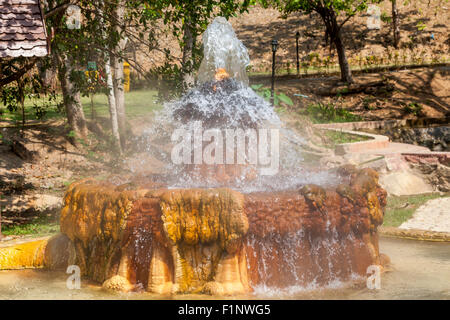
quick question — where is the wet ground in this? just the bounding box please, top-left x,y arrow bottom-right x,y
0,236 -> 449,300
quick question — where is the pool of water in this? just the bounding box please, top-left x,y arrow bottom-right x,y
0,237 -> 449,300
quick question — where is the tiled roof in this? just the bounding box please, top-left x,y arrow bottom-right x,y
0,0 -> 48,58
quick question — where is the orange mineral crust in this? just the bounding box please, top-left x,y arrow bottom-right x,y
3,166 -> 386,295
243,168 -> 386,288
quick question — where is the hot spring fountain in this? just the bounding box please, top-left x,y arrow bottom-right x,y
0,17 -> 388,295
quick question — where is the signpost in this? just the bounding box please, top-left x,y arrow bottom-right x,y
86,62 -> 98,119
271,39 -> 278,106
296,32 -> 300,75
123,61 -> 130,92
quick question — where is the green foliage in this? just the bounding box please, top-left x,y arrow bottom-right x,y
0,86 -> 20,114
416,21 -> 427,31
0,64 -> 57,123
251,84 -> 294,107
403,102 -> 422,115
301,102 -> 361,123
63,180 -> 75,188
149,63 -> 189,101
362,96 -> 377,110
32,94 -> 58,120
67,130 -> 76,139
380,11 -> 392,23
266,0 -> 382,18
43,0 -> 153,99
147,0 -> 251,39
277,92 -> 294,106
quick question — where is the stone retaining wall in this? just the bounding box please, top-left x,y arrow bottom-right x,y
380,226 -> 450,242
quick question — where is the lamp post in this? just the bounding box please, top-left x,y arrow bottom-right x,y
271,39 -> 278,106
295,31 -> 300,75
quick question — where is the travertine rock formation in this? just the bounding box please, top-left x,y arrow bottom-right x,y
0,166 -> 386,295
60,181 -> 250,294
244,167 -> 387,288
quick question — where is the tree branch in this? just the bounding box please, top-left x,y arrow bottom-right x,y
337,0 -> 366,31
44,1 -> 78,19
0,58 -> 39,88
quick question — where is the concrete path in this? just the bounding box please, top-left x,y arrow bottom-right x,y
352,142 -> 430,155
399,197 -> 450,233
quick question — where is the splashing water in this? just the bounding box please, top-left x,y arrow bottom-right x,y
133,16 -> 339,192
198,16 -> 251,85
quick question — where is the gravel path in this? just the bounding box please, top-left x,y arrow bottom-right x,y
399,197 -> 450,233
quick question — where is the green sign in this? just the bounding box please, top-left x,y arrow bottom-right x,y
87,61 -> 97,71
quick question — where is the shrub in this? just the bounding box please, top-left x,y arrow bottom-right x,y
403,102 -> 422,116
301,102 -> 361,123
250,84 -> 294,107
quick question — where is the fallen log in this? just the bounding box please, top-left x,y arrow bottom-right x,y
11,139 -> 38,162
317,79 -> 394,96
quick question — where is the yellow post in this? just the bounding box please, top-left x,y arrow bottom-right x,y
0,239 -> 48,269
123,61 -> 130,92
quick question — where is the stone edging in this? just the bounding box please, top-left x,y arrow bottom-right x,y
313,119 -> 410,131
313,118 -> 449,132
313,124 -> 389,155
379,226 -> 450,242
314,121 -> 450,157
402,153 -> 450,164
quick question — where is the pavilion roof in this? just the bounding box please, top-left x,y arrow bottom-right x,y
0,0 -> 48,58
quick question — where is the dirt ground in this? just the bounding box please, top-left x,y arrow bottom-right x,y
134,1 -> 450,74
229,2 -> 450,73
252,65 -> 450,120
0,121 -> 114,228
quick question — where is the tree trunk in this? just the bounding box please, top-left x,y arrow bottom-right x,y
392,0 -> 400,49
90,93 -> 95,120
37,60 -> 56,89
112,1 -> 127,148
319,8 -> 353,83
105,56 -> 122,154
58,55 -> 88,139
181,19 -> 195,88
333,31 -> 353,83
99,0 -> 122,154
0,194 -> 2,239
17,78 -> 25,135
113,56 -> 126,148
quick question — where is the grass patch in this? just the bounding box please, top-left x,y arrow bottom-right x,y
319,129 -> 370,148
1,216 -> 59,237
0,89 -> 161,123
383,193 -> 449,227
62,180 -> 76,188
82,89 -> 162,120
